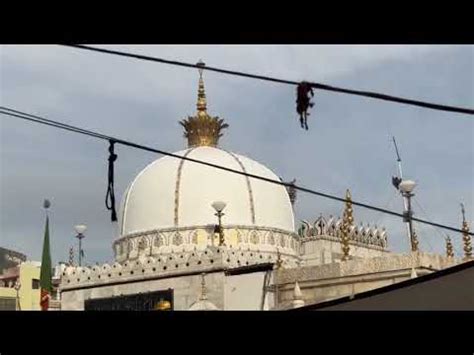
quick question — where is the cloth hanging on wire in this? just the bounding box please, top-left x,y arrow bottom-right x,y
296,82 -> 315,130
106,140 -> 118,222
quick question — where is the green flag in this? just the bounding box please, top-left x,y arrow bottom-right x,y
39,215 -> 52,310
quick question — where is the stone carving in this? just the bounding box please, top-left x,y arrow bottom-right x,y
114,225 -> 299,263
299,215 -> 388,249
191,231 -> 198,244
250,232 -> 259,244
268,232 -> 275,245
154,236 -> 163,248
173,232 -> 183,246
127,240 -> 134,253
61,244 -> 303,290
138,238 -> 147,251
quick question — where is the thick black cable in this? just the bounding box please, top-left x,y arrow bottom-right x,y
0,106 -> 472,236
62,44 -> 474,116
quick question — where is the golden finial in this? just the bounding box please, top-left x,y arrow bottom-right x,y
179,60 -> 229,148
340,189 -> 354,261
411,230 -> 419,252
446,236 -> 454,258
461,203 -> 472,260
196,60 -> 207,114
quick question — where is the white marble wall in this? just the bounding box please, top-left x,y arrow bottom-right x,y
224,271 -> 272,310
275,252 -> 459,308
61,269 -> 275,310
301,238 -> 389,266
61,271 -> 225,310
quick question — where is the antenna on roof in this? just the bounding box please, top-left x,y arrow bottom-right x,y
390,137 -> 419,252
391,136 -> 403,190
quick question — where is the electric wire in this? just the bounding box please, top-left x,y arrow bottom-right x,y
1,105 -> 472,236
414,197 -> 465,257
62,44 -> 474,116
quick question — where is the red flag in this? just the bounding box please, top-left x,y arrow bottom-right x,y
40,289 -> 50,310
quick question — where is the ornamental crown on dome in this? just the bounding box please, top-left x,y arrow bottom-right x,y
179,60 -> 229,148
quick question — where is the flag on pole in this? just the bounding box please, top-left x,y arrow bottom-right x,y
39,215 -> 52,311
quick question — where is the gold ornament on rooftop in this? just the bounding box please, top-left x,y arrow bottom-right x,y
461,203 -> 472,260
411,230 -> 419,253
445,236 -> 454,258
340,189 -> 354,261
179,60 -> 229,148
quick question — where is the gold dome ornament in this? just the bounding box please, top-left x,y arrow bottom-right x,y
179,60 -> 229,148
445,236 -> 454,258
411,230 -> 419,252
155,299 -> 172,311
340,189 -> 354,261
461,203 -> 472,260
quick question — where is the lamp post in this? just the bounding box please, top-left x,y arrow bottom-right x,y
399,180 -> 418,252
74,224 -> 87,266
212,201 -> 226,246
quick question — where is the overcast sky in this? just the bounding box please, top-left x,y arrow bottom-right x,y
1,45 -> 473,265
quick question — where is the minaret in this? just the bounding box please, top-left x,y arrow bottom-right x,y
340,189 -> 354,261
179,60 -> 229,148
461,203 -> 472,260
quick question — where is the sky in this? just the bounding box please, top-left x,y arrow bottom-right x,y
0,45 -> 473,265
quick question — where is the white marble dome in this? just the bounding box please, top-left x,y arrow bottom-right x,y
119,146 -> 295,236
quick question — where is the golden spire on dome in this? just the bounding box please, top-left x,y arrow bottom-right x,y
179,60 -> 229,148
196,61 -> 207,114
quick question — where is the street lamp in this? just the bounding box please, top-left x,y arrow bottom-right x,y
399,180 -> 417,252
74,224 -> 87,266
212,201 -> 226,246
